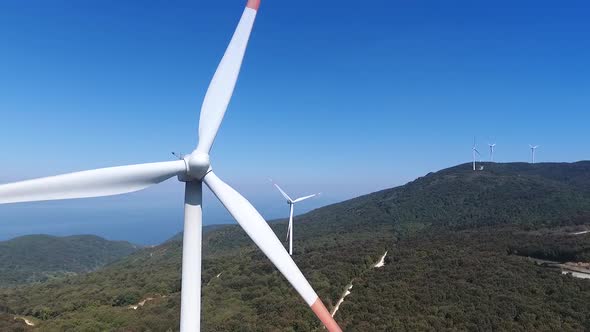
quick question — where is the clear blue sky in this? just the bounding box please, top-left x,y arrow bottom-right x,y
1,0 -> 589,244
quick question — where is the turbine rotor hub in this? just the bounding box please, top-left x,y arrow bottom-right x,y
184,152 -> 212,180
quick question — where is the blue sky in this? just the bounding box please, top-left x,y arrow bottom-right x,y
1,0 -> 589,244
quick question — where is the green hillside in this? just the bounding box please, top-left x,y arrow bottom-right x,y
0,162 -> 589,331
299,161 -> 590,232
0,235 -> 139,288
164,224 -> 235,244
336,226 -> 590,331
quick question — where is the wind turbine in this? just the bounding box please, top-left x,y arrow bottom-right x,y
272,181 -> 319,256
529,144 -> 540,164
0,1 -> 342,332
488,143 -> 496,162
472,138 -> 481,171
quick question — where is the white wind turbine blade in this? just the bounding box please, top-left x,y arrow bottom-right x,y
293,193 -> 319,203
204,171 -> 342,332
272,182 -> 293,202
195,2 -> 260,154
0,160 -> 186,204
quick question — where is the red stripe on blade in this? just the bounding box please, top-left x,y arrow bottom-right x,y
247,0 -> 260,10
311,298 -> 342,332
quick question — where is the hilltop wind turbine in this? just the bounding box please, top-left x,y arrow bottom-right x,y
529,144 -> 540,164
488,143 -> 496,162
0,1 -> 342,332
272,181 -> 319,256
472,138 -> 481,171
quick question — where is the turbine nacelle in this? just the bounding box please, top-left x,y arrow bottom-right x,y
182,152 -> 212,181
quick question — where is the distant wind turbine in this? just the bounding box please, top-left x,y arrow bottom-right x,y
472,138 -> 481,171
529,145 -> 540,164
272,181 -> 319,256
488,143 -> 496,162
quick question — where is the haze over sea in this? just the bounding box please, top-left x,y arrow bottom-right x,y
1,0 -> 589,244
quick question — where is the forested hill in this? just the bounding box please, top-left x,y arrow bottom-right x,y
0,235 -> 139,287
171,161 -> 590,251
164,224 -> 233,244
0,161 -> 589,331
288,161 -> 590,234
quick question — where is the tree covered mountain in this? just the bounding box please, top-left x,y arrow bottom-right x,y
0,235 -> 139,288
0,161 -> 589,331
299,161 -> 590,232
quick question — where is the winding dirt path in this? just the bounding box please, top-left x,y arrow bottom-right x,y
128,295 -> 167,310
14,316 -> 35,326
373,251 -> 388,268
331,283 -> 353,317
331,250 -> 389,317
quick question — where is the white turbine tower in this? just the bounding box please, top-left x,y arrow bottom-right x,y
472,138 -> 481,171
0,1 -> 342,331
272,182 -> 319,256
529,144 -> 540,164
488,143 -> 496,162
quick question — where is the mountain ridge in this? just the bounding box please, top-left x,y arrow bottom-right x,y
0,234 -> 139,288
1,161 -> 589,331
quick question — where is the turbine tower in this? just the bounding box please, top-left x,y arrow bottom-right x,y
272,182 -> 319,256
0,1 -> 342,331
472,138 -> 481,171
529,144 -> 540,164
488,143 -> 496,162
